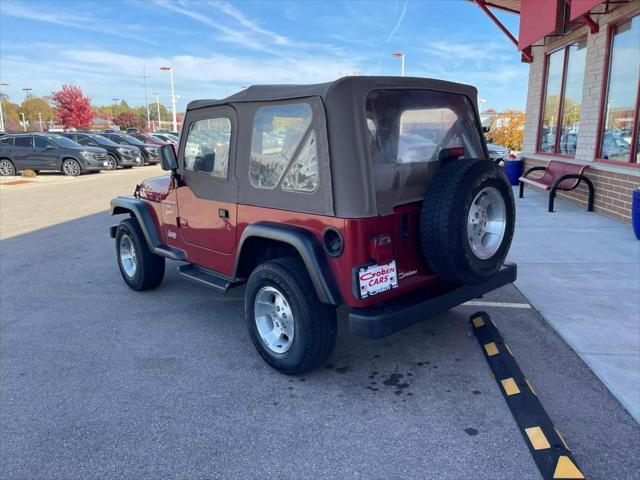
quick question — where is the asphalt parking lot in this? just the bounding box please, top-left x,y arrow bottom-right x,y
1,172 -> 638,479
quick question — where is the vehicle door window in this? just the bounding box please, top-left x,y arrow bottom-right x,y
76,136 -> 95,146
249,103 -> 314,190
34,137 -> 53,149
14,136 -> 33,148
183,117 -> 231,178
0,137 -> 13,146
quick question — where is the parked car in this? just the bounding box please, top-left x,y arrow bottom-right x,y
59,132 -> 143,170
486,142 -> 509,161
0,133 -> 108,176
150,133 -> 178,144
129,132 -> 167,146
109,77 -> 516,374
97,133 -> 160,165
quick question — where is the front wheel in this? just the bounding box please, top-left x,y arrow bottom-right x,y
245,258 -> 337,374
62,158 -> 82,176
106,154 -> 118,170
115,218 -> 165,290
0,159 -> 16,176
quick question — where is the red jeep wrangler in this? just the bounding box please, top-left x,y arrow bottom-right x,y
110,77 -> 516,374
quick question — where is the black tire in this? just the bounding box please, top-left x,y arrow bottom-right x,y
0,159 -> 16,176
106,154 -> 118,170
61,158 -> 82,176
115,217 -> 165,291
245,257 -> 337,375
420,158 -> 515,285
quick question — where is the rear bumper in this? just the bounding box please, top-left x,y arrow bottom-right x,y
348,263 -> 517,338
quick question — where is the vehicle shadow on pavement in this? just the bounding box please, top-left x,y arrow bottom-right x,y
1,211 -> 638,480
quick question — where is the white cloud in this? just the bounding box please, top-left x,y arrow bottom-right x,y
0,1 -> 155,44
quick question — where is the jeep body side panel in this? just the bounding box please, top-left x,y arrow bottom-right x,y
233,205 -> 438,309
234,222 -> 341,305
110,196 -> 186,261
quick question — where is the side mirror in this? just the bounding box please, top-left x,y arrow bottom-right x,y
482,126 -> 491,133
160,144 -> 178,171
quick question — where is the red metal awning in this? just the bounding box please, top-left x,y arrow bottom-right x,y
518,0 -> 561,50
569,0 -> 605,21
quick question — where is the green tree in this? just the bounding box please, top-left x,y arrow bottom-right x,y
20,96 -> 53,131
1,94 -> 21,131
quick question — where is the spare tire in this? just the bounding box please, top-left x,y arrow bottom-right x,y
419,158 -> 515,285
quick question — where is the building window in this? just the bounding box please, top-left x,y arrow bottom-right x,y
538,39 -> 587,155
599,15 -> 639,164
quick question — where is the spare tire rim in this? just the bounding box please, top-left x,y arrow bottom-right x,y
119,233 -> 137,278
254,286 -> 295,354
467,186 -> 506,260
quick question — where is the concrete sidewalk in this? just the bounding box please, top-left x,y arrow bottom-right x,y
508,186 -> 640,423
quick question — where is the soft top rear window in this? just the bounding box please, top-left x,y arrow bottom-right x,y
365,89 -> 484,213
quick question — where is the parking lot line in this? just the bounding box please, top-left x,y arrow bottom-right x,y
471,311 -> 586,480
463,300 -> 532,308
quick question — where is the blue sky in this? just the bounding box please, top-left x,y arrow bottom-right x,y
0,0 -> 528,112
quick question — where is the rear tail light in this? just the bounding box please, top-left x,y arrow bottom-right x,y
369,234 -> 394,265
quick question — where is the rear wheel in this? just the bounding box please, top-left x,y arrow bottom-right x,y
62,158 -> 82,176
420,158 -> 515,284
115,217 -> 165,290
0,159 -> 16,176
245,257 -> 337,374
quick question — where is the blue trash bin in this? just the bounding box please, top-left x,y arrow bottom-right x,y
632,187 -> 640,240
503,157 -> 523,186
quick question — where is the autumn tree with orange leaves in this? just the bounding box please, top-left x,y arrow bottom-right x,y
486,110 -> 525,152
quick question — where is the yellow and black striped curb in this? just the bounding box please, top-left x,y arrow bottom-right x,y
470,312 -> 586,480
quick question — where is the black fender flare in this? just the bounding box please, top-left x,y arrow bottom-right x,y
109,196 -> 185,261
233,222 -> 341,305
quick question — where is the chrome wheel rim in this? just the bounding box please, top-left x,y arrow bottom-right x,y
467,186 -> 506,260
106,156 -> 117,170
254,286 -> 295,354
119,234 -> 137,278
0,160 -> 14,176
63,160 -> 80,176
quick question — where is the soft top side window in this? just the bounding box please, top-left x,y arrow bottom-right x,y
183,117 -> 231,178
249,102 -> 318,192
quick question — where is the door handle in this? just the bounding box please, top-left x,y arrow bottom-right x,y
218,209 -> 229,219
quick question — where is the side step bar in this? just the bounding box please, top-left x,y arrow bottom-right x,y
178,264 -> 232,293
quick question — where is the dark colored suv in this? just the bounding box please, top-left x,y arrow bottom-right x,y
110,77 -> 516,374
59,132 -> 142,170
97,133 -> 160,165
0,133 -> 108,176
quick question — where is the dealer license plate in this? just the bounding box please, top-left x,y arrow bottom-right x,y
358,261 -> 398,299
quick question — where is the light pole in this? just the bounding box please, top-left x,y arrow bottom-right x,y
22,87 -> 32,130
38,113 -> 43,131
160,66 -> 177,132
111,98 -> 119,127
0,82 -> 8,132
391,52 -> 405,76
143,67 -> 151,130
19,112 -> 26,132
153,92 -> 161,131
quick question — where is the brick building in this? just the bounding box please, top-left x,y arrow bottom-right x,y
475,0 -> 639,222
